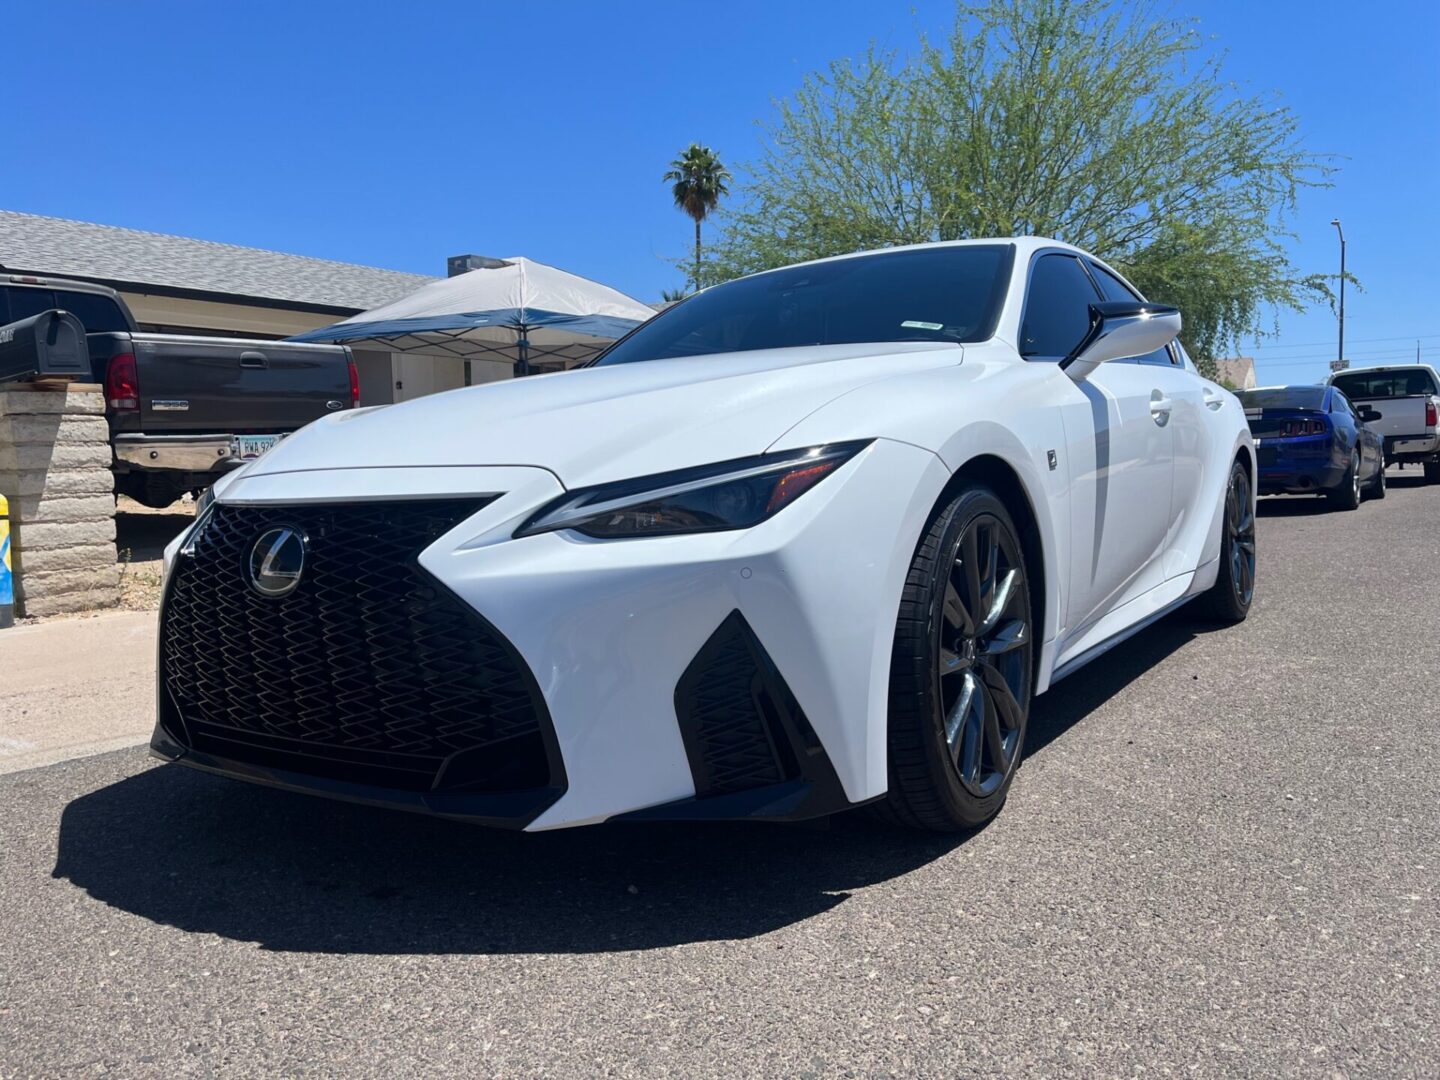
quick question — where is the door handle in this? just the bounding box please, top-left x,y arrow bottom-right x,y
1202,387 -> 1225,411
1149,391 -> 1172,426
239,350 -> 268,369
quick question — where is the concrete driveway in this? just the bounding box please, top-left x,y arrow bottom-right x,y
0,610 -> 156,774
1,473 -> 1436,1077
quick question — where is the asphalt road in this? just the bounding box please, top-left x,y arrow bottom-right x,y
2,473 -> 1436,1078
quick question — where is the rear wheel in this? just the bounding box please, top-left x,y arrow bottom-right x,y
1327,451 -> 1362,510
1425,461 -> 1440,484
1193,459 -> 1255,625
1366,459 -> 1387,499
881,485 -> 1034,832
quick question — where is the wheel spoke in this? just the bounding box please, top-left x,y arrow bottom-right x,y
940,643 -> 966,673
981,525 -> 999,615
979,661 -> 1024,732
960,525 -> 984,618
943,581 -> 975,637
983,697 -> 1011,774
978,569 -> 1018,635
980,618 -> 1028,656
946,673 -> 983,785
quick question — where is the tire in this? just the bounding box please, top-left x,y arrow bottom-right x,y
1426,461 -> 1440,484
1193,458 -> 1255,625
1367,459 -> 1387,500
113,471 -> 188,510
880,485 -> 1034,832
1326,451 -> 1362,510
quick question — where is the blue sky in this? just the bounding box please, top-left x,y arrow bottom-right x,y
3,1 -> 1435,385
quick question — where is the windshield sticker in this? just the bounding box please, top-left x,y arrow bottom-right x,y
901,320 -> 944,331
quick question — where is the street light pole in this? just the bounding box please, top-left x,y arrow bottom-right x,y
1330,218 -> 1346,367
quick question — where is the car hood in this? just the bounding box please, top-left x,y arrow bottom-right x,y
242,342 -> 962,488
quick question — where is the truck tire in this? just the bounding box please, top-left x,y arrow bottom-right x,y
1426,461 -> 1440,484
114,471 -> 188,510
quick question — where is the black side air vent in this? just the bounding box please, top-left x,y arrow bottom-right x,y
673,612 -> 830,797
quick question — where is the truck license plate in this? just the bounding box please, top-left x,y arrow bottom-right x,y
233,435 -> 282,460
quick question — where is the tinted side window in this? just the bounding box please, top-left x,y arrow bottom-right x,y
55,290 -> 130,333
1089,263 -> 1175,367
1020,254 -> 1099,359
5,287 -> 57,322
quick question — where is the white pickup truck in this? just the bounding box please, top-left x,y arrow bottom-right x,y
1326,365 -> 1440,483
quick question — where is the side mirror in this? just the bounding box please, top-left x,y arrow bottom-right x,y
1061,301 -> 1182,381
1358,406 -> 1382,423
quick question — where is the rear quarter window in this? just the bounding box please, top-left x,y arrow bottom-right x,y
55,290 -> 131,333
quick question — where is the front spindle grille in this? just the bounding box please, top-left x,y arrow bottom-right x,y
161,499 -> 554,793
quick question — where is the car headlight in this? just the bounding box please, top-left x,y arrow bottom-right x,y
515,441 -> 872,539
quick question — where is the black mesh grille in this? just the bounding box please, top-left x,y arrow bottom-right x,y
161,500 -> 554,794
674,613 -> 801,796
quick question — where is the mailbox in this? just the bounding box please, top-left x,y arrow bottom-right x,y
0,309 -> 91,383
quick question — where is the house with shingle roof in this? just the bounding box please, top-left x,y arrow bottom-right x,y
0,210 -> 459,403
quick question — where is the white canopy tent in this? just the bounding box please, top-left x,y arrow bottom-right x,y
291,256 -> 656,375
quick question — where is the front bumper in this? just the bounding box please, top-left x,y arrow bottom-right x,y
152,440 -> 950,830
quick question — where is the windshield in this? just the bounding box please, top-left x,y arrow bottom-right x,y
1331,369 -> 1439,399
597,244 -> 1013,366
1237,388 -> 1326,411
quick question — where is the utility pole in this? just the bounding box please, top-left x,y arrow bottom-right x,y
1330,219 -> 1346,367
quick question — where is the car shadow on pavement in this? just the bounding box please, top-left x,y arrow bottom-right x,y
51,611 -> 1208,956
51,763 -> 965,955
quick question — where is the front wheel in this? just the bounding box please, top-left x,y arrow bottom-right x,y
881,485 -> 1034,832
1193,458 -> 1255,625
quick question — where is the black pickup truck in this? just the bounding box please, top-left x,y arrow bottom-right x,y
0,275 -> 356,506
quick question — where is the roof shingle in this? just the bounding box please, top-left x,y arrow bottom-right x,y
0,210 -> 435,312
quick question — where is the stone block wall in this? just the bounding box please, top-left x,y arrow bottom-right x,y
0,384 -> 119,617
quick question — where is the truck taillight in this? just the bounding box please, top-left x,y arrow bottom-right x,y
105,352 -> 139,411
347,357 -> 360,407
1427,401 -> 1438,428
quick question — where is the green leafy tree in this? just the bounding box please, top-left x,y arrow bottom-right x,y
664,144 -> 732,290
705,0 -> 1337,372
660,287 -> 690,303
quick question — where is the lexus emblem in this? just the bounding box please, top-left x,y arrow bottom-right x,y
247,527 -> 307,598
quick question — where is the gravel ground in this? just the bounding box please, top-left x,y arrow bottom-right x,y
114,496 -> 194,612
1,474 -> 1436,1078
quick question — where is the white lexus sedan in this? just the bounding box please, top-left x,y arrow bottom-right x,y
153,238 -> 1255,832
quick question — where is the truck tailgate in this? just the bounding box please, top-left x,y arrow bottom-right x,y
117,335 -> 352,434
1349,397 -> 1429,438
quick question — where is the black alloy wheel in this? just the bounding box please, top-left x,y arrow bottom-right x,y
1225,464 -> 1256,610
882,486 -> 1034,831
1194,458 -> 1255,624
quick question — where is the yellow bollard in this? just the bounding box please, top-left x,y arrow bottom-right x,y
0,492 -> 12,628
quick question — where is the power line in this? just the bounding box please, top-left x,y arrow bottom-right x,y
1250,332 -> 1440,353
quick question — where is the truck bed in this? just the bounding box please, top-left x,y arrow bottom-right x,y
90,332 -> 354,436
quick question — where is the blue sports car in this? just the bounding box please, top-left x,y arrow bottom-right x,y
1238,385 -> 1385,509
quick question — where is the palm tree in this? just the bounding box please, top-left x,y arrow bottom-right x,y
664,144 -> 731,290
